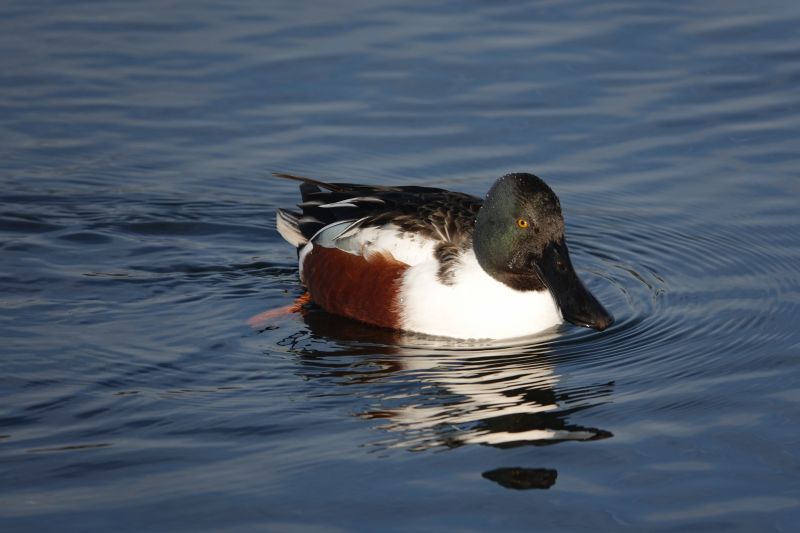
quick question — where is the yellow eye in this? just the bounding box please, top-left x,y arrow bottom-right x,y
516,218 -> 529,229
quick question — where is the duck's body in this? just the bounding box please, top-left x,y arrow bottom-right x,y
276,172 -> 612,340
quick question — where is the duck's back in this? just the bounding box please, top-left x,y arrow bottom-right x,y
274,173 -> 482,253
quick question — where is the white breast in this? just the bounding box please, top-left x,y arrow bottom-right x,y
398,250 -> 563,339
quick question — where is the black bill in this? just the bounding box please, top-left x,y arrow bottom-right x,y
535,240 -> 614,331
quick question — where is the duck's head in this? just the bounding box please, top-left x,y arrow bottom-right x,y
473,173 -> 613,331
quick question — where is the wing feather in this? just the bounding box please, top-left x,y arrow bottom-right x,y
273,172 -> 482,249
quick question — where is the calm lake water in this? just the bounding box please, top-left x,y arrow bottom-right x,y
2,0 -> 800,531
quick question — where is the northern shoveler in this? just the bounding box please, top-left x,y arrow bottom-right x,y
275,172 -> 613,339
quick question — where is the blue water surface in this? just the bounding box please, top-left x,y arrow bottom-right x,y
1,0 -> 799,531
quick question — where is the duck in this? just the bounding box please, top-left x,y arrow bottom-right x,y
274,172 -> 613,340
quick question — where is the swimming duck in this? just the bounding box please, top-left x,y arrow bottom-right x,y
275,172 -> 613,339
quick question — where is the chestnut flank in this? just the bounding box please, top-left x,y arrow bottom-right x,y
302,246 -> 408,330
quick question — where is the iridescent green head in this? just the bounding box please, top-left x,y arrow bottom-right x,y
473,173 -> 613,331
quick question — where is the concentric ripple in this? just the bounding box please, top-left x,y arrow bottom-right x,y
261,182 -> 800,451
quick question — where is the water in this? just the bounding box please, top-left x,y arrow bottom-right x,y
2,0 -> 799,530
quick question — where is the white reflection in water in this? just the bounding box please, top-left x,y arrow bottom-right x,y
283,310 -> 613,451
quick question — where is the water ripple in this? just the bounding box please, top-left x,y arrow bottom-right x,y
2,0 -> 800,528
257,165 -> 800,451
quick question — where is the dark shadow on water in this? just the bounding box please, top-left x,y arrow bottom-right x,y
482,467 -> 558,490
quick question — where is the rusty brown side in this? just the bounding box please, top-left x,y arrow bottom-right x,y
302,246 -> 409,330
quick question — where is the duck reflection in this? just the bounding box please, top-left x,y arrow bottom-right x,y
482,467 -> 558,490
274,307 -> 613,489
